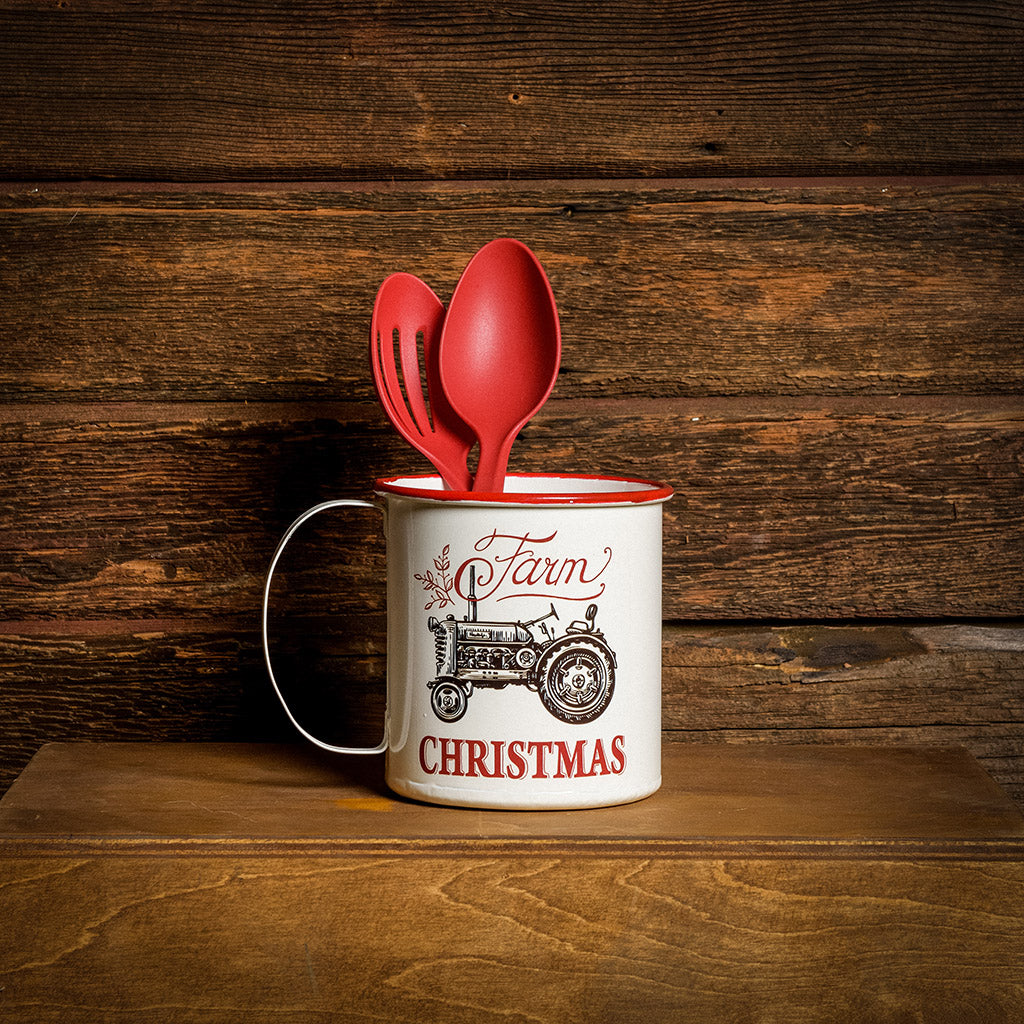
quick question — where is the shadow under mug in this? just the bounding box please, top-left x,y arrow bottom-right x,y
263,473 -> 673,810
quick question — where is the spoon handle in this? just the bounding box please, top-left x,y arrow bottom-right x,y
437,454 -> 472,493
472,434 -> 516,492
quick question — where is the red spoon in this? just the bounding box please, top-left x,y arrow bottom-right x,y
438,239 -> 561,492
369,273 -> 474,491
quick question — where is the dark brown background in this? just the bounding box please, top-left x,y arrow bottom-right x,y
1,2 -> 1022,803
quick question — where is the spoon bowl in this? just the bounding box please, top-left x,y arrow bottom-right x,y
438,239 -> 561,492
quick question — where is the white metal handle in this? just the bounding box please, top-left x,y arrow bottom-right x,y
262,498 -> 388,755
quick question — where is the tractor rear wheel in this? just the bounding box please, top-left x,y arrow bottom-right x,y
537,638 -> 614,724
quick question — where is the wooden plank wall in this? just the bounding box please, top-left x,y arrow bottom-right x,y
1,2 -> 1022,803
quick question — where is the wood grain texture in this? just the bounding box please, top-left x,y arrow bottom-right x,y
661,622 -> 1024,807
2,624 -> 1022,806
2,180 -> 1023,401
2,398 -> 1020,619
2,851 -> 1020,1023
2,179 -> 1022,801
8,742 -> 1022,840
2,4 -> 1023,1003
1,743 -> 1022,1023
1,2 -> 1022,180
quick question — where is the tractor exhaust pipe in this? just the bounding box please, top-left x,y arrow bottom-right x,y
467,565 -> 477,622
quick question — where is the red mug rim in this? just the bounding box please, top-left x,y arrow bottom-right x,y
374,472 -> 674,506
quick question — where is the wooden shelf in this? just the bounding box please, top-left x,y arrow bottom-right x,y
2,742 -> 1023,1022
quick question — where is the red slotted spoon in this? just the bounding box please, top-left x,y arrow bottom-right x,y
369,272 -> 474,491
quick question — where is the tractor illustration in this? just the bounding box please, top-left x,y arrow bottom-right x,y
426,567 -> 616,724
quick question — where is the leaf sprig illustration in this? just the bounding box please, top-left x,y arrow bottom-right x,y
414,545 -> 455,609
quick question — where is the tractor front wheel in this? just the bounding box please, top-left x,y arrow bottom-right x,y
430,680 -> 468,722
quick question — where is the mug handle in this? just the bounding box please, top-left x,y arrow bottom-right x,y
262,498 -> 388,755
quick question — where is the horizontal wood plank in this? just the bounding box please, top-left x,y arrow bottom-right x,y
1,3 -> 1022,180
2,398 -> 1020,619
4,742 -> 1021,843
2,623 -> 1021,806
661,622 -> 1024,808
3,849 -> 1021,1022
2,180 -> 1022,401
1,744 -> 1022,1022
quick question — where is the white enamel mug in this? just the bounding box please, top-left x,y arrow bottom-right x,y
263,473 -> 673,810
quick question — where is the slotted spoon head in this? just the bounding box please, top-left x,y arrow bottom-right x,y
369,272 -> 474,491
